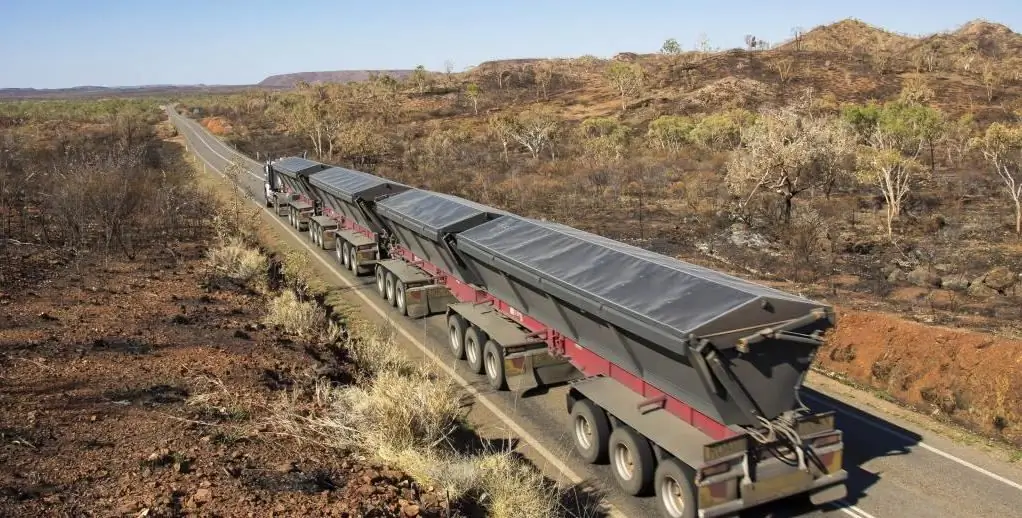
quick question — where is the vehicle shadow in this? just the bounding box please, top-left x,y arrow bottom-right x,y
800,386 -> 921,506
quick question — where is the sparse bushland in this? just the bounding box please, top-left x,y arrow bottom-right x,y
0,98 -> 214,283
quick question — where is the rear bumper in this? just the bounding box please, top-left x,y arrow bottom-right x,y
699,470 -> 847,518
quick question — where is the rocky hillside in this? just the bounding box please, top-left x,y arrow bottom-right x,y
258,69 -> 417,87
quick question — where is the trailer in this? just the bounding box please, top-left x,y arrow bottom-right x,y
453,215 -> 847,516
259,156 -> 848,517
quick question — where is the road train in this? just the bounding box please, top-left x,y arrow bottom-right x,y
262,155 -> 847,518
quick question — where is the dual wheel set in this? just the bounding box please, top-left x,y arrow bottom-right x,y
444,313 -> 509,391
570,399 -> 699,518
332,238 -> 371,276
373,264 -> 409,317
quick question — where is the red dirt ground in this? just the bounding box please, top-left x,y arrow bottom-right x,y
818,307 -> 1022,447
0,242 -> 447,517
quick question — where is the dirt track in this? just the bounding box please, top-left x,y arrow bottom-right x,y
0,242 -> 446,517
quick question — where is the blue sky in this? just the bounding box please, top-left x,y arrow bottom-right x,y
1,0 -> 1019,89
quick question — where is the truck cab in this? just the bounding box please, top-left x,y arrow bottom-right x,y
263,160 -> 278,207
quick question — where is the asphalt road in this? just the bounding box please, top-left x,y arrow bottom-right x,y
166,107 -> 1022,518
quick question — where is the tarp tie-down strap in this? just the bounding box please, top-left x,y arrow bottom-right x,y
734,308 -> 829,353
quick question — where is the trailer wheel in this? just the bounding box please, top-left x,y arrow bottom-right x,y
654,458 -> 697,518
570,399 -> 610,464
375,266 -> 386,298
609,426 -> 654,496
464,327 -> 486,374
447,313 -> 466,360
385,272 -> 397,306
395,280 -> 407,315
335,239 -> 344,264
341,242 -> 351,268
483,340 -> 507,390
349,246 -> 360,275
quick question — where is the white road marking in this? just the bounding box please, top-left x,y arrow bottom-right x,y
802,392 -> 1022,492
174,114 -> 630,518
831,500 -> 878,518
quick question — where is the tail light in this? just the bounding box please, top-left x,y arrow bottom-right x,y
699,460 -> 731,479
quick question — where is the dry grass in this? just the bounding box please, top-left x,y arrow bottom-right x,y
203,236 -> 267,291
343,322 -> 419,377
265,305 -> 571,517
473,449 -> 561,518
263,290 -> 329,340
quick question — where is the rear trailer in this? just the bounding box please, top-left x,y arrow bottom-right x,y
449,215 -> 846,517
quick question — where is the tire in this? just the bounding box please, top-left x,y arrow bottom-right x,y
341,242 -> 351,268
447,313 -> 466,360
395,280 -> 407,315
349,246 -> 360,274
376,266 -> 386,298
483,340 -> 507,390
609,426 -> 655,496
335,239 -> 344,264
385,272 -> 396,306
570,399 -> 610,464
654,458 -> 697,518
464,327 -> 485,374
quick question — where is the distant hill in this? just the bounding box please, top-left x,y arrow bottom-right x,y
0,69 -> 419,100
0,84 -> 263,100
257,70 -> 417,87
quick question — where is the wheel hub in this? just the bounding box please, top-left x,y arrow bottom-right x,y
661,477 -> 686,517
614,444 -> 634,480
575,416 -> 592,449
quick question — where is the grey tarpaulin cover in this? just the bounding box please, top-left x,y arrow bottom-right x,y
309,166 -> 408,204
376,189 -> 509,242
271,157 -> 331,178
455,215 -> 828,349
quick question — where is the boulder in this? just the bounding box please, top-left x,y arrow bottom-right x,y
907,267 -> 941,288
968,282 -> 999,298
982,267 -> 1016,292
940,274 -> 971,291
